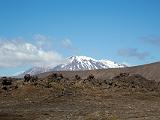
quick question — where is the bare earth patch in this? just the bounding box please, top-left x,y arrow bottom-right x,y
1,73 -> 160,120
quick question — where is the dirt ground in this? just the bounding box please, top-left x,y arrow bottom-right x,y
1,73 -> 160,120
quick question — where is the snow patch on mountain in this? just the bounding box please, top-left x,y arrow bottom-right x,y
18,56 -> 126,76
52,56 -> 125,71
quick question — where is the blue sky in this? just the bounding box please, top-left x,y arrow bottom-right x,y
0,0 -> 160,76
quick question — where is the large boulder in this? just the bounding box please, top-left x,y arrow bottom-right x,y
24,74 -> 31,82
1,77 -> 12,86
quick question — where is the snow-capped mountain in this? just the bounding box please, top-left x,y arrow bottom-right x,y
52,56 -> 125,71
17,66 -> 53,77
22,66 -> 51,75
18,56 -> 126,76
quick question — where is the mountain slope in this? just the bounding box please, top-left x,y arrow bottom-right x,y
18,56 -> 126,76
52,56 -> 125,71
17,66 -> 53,77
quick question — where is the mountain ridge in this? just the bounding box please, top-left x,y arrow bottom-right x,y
18,56 -> 126,76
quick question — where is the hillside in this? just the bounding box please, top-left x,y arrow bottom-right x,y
1,67 -> 160,120
39,62 -> 160,82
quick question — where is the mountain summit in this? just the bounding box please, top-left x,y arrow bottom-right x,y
52,56 -> 125,71
18,56 -> 126,76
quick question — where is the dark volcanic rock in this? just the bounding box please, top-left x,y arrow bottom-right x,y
104,73 -> 160,91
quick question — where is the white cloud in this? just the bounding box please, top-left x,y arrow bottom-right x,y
140,36 -> 160,47
0,39 -> 63,68
62,38 -> 73,49
33,34 -> 52,50
61,38 -> 80,54
118,48 -> 149,60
